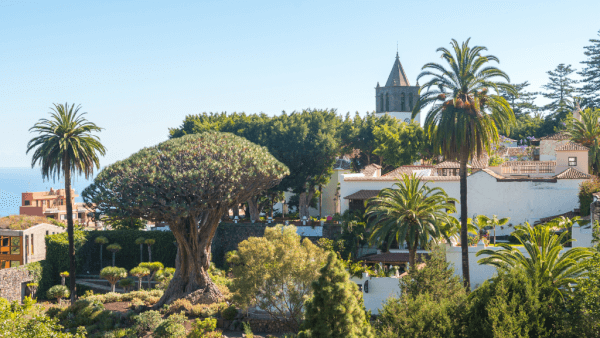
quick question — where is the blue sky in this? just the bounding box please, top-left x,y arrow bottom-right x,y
1,0 -> 600,168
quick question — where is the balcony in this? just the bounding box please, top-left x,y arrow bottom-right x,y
500,161 -> 556,175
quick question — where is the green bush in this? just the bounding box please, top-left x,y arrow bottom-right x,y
47,285 -> 70,305
166,298 -> 193,315
153,312 -> 187,338
188,317 -> 222,338
132,310 -> 163,335
0,297 -> 81,338
222,305 -> 238,320
579,177 -> 600,216
46,299 -> 123,335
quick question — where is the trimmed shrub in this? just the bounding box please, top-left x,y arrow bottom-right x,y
100,267 -> 128,293
153,312 -> 187,338
222,306 -> 238,320
47,285 -> 70,305
132,310 -> 163,335
188,317 -> 222,338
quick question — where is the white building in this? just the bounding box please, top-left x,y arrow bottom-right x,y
339,142 -> 591,236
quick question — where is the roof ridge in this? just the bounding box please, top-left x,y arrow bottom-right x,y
553,167 -> 592,179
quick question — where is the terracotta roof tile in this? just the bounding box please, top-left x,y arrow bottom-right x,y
470,154 -> 489,169
361,163 -> 382,177
553,167 -> 592,179
343,190 -> 380,200
434,161 -> 471,169
344,175 -> 461,182
383,165 -> 435,177
501,161 -> 556,167
555,142 -> 589,151
540,132 -> 570,140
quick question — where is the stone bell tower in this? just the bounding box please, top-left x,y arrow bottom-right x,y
375,52 -> 420,124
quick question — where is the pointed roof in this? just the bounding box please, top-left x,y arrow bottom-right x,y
385,52 -> 411,87
555,141 -> 589,152
553,167 -> 592,179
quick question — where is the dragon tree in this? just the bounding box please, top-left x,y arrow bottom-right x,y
82,132 -> 289,306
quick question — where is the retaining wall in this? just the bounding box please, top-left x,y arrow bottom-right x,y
0,267 -> 32,302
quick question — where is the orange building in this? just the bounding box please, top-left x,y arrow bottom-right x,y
19,188 -> 95,226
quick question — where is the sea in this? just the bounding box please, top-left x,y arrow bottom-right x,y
0,167 -> 96,217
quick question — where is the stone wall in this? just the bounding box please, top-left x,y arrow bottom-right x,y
0,267 -> 32,302
211,223 -> 342,268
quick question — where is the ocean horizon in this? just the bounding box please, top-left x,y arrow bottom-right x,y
0,167 -> 96,217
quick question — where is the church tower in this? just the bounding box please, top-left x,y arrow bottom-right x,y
375,52 -> 420,124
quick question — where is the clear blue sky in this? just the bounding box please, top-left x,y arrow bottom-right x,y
1,0 -> 599,168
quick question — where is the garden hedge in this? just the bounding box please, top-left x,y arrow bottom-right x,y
40,230 -> 176,298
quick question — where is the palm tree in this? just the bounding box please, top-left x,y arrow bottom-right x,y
475,215 -> 510,245
27,103 -> 106,305
365,174 -> 457,268
412,39 -> 516,288
566,108 -> 600,174
477,222 -> 594,299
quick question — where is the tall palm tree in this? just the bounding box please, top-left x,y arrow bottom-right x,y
476,222 -> 593,299
566,108 -> 600,174
476,215 -> 510,244
412,39 -> 516,288
27,103 -> 105,305
365,174 -> 457,268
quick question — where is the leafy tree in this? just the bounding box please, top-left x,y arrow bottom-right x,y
47,285 -> 70,305
578,30 -> 600,108
94,236 -> 109,269
118,278 -> 135,292
377,247 -> 466,338
465,269 -> 563,338
139,261 -> 164,289
135,237 -> 146,263
145,238 -> 155,262
104,216 -> 146,230
83,132 -> 289,307
477,222 -> 594,298
475,215 -> 510,244
413,39 -> 516,287
500,81 -> 540,118
106,243 -> 122,267
542,64 -> 578,120
298,252 -> 374,338
564,252 -> 600,337
130,266 -> 151,291
27,103 -> 106,305
228,224 -> 326,331
100,266 -> 128,293
372,121 -> 432,167
366,174 -> 456,268
566,108 -> 600,174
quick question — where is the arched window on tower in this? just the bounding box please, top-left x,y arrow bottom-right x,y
386,94 -> 390,112
380,95 -> 384,112
409,93 -> 414,110
401,93 -> 406,111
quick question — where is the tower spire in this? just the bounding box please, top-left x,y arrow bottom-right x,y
386,52 -> 410,87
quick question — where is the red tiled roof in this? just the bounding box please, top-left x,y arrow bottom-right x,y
555,141 -> 589,151
344,175 -> 461,182
361,164 -> 382,177
434,161 -> 470,169
553,167 -> 592,179
343,190 -> 381,200
362,252 -> 430,264
383,165 -> 434,177
540,132 -> 570,140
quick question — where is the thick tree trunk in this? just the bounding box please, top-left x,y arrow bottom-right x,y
247,197 -> 260,222
154,209 -> 227,308
459,153 -> 470,290
298,191 -> 314,219
64,156 -> 76,305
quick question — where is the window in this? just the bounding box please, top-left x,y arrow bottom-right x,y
401,93 -> 406,111
380,95 -> 384,112
10,237 -> 20,255
60,214 -> 67,220
409,93 -> 414,110
24,200 -> 30,206
46,230 -> 49,236
386,94 -> 390,111
569,157 -> 577,166
78,213 -> 84,219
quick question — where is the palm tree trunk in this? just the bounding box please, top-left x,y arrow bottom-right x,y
64,155 -> 77,305
459,154 -> 470,290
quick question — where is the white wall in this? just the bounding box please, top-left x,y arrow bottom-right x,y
350,274 -> 401,314
341,171 -> 585,236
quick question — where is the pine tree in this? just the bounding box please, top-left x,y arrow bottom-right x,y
579,30 -> 600,108
298,253 -> 374,338
542,64 -> 577,120
500,81 -> 540,117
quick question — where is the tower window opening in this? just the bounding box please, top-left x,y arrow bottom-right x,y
401,93 -> 406,111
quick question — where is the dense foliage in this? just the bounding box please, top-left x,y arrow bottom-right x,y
228,224 -> 326,330
298,253 -> 374,338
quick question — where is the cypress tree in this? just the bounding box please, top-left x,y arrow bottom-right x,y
579,30 -> 600,108
298,253 -> 374,338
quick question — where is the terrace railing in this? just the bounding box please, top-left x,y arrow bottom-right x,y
500,161 -> 556,175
